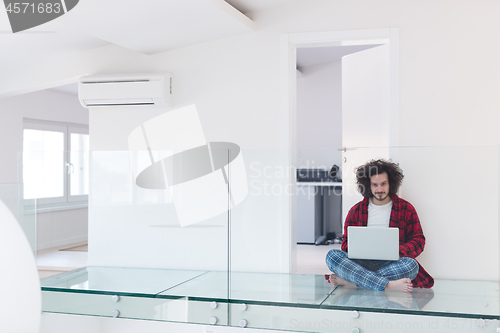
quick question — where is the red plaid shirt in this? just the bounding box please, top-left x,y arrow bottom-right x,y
341,194 -> 434,288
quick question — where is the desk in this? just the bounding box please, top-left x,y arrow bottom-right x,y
297,182 -> 342,245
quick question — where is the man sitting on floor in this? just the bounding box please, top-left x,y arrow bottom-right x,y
326,159 -> 433,292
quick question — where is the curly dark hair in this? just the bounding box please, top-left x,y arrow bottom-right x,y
355,159 -> 404,198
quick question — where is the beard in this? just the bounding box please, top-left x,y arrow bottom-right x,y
373,192 -> 389,202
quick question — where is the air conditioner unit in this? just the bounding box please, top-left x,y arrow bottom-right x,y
78,73 -> 172,108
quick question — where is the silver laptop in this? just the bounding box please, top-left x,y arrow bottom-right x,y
347,226 -> 400,261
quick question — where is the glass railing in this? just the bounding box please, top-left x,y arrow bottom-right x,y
37,148 -> 230,325
0,182 -> 36,257
33,146 -> 499,331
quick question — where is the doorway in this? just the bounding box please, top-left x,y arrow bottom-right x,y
281,28 -> 400,273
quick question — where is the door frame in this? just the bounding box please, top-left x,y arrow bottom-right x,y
280,28 -> 400,273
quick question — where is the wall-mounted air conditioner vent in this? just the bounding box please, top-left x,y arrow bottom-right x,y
78,73 -> 172,108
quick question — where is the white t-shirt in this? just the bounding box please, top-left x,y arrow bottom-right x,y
367,199 -> 393,228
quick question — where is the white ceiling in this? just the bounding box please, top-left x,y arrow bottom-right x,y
0,0 -> 294,75
51,0 -> 255,55
0,0 -> 296,95
50,83 -> 79,95
225,0 -> 296,14
296,44 -> 382,70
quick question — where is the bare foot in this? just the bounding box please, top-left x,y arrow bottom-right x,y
384,278 -> 413,292
328,274 -> 356,288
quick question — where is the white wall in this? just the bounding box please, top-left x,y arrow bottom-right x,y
399,147 -> 499,281
296,60 -> 342,170
36,208 -> 88,250
340,44 -> 393,222
1,0 -> 499,279
0,90 -> 89,249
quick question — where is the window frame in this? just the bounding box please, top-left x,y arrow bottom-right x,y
22,119 -> 89,210
68,126 -> 90,203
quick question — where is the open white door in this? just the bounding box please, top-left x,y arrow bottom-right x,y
341,43 -> 399,222
283,28 -> 399,272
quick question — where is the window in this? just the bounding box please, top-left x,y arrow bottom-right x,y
23,119 -> 89,209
